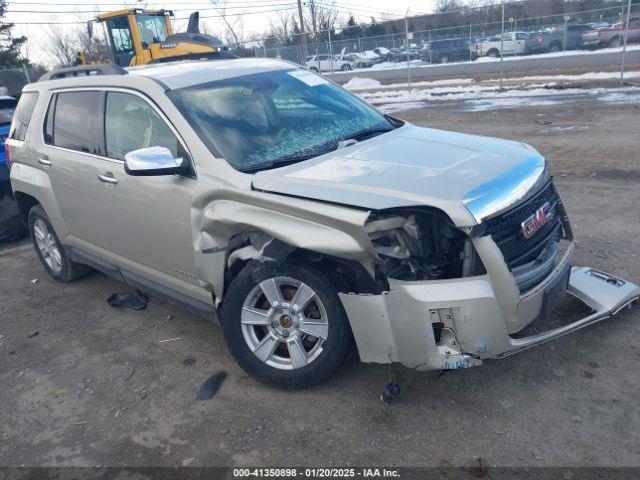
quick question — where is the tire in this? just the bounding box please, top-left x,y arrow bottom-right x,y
487,49 -> 499,58
221,260 -> 352,389
28,205 -> 90,283
609,36 -> 621,48
549,42 -> 562,52
340,63 -> 352,71
439,54 -> 450,64
309,66 -> 319,73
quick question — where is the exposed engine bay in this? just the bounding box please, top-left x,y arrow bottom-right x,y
365,209 -> 479,282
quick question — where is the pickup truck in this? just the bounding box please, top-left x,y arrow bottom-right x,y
582,15 -> 640,48
525,24 -> 596,53
473,31 -> 529,57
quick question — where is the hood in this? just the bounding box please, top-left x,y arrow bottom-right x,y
252,123 -> 548,227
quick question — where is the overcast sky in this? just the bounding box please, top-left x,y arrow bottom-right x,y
7,0 -> 439,66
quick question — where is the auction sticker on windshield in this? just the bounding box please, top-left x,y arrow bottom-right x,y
288,69 -> 329,87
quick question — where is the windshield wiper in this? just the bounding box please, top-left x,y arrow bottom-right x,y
241,152 -> 326,174
344,126 -> 394,143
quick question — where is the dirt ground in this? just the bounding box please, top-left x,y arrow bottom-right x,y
1,97 -> 639,470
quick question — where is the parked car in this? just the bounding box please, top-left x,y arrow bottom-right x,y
0,94 -> 18,197
362,50 -> 384,64
581,16 -> 640,48
372,46 -> 392,61
7,61 -> 639,389
342,53 -> 374,68
423,38 -> 474,63
473,31 -> 530,57
390,48 -> 421,62
304,54 -> 353,72
525,24 -> 595,53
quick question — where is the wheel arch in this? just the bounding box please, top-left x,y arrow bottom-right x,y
13,191 -> 40,225
221,231 -> 383,305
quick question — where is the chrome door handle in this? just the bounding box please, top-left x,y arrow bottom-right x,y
97,174 -> 118,184
38,158 -> 52,166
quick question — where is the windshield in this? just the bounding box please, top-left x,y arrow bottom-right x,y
168,69 -> 393,172
136,14 -> 169,45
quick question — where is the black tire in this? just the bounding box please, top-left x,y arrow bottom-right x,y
309,66 -> 319,73
221,260 -> 352,389
609,36 -> 621,48
549,41 -> 562,52
28,205 -> 90,283
487,49 -> 499,58
341,63 -> 352,71
439,54 -> 450,64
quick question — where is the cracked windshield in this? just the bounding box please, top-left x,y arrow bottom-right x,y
168,69 -> 393,172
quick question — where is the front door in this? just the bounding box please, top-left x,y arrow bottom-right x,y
100,90 -> 208,304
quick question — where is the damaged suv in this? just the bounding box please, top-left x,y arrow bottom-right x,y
7,61 -> 639,389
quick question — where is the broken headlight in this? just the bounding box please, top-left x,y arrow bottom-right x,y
365,211 -> 469,281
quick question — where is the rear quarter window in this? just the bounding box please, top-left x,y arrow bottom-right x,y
9,92 -> 39,141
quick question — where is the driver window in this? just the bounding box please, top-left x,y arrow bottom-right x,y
105,91 -> 180,161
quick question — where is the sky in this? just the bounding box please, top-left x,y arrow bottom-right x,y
6,0 -> 438,66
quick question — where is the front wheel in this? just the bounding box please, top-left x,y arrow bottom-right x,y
609,36 -> 621,48
309,66 -> 319,73
221,261 -> 352,389
341,63 -> 352,71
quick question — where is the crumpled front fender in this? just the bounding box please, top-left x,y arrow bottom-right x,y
191,190 -> 376,300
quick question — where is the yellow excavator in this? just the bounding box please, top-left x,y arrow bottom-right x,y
77,9 -> 235,67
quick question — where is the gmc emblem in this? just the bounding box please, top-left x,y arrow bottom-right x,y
521,202 -> 554,239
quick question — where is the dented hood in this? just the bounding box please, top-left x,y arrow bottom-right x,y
252,123 -> 548,227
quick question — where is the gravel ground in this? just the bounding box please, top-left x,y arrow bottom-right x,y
0,97 -> 639,469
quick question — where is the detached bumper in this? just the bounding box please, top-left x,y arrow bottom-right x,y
339,267 -> 639,371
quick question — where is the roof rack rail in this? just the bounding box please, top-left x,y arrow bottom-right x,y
39,64 -> 128,82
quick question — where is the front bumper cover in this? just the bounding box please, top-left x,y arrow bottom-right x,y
339,267 -> 639,370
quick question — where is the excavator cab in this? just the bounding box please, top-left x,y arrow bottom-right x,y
86,9 -> 234,67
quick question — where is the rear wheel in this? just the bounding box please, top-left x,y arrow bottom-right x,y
487,49 -> 499,58
609,36 -> 621,48
549,41 -> 562,52
309,66 -> 319,73
28,205 -> 90,283
439,54 -> 450,64
341,63 -> 352,71
221,261 -> 352,389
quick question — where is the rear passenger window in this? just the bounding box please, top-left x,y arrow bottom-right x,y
104,91 -> 181,161
49,91 -> 101,154
9,92 -> 39,141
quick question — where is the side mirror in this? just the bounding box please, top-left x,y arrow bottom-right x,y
124,146 -> 190,176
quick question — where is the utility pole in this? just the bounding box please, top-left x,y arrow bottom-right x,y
563,15 -> 569,52
620,0 -> 632,86
296,0 -> 307,62
499,0 -> 505,91
405,10 -> 412,92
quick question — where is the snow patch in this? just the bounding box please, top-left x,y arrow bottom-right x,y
342,77 -> 382,90
597,92 -> 640,103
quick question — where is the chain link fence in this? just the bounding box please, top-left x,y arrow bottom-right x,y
234,1 -> 640,81
0,66 -> 47,97
2,1 -> 639,95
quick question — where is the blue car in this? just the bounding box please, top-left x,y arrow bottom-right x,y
0,94 -> 18,196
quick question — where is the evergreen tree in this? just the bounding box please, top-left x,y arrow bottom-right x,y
0,0 -> 26,68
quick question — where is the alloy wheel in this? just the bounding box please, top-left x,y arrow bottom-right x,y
241,276 -> 329,370
33,219 -> 63,273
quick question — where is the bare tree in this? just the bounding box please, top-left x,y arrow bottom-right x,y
41,25 -> 110,67
208,0 -> 245,47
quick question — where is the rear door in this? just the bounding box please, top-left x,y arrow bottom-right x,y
38,90 -> 116,259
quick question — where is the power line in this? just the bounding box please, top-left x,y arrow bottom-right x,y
8,5 -> 302,24
8,3 -> 298,14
